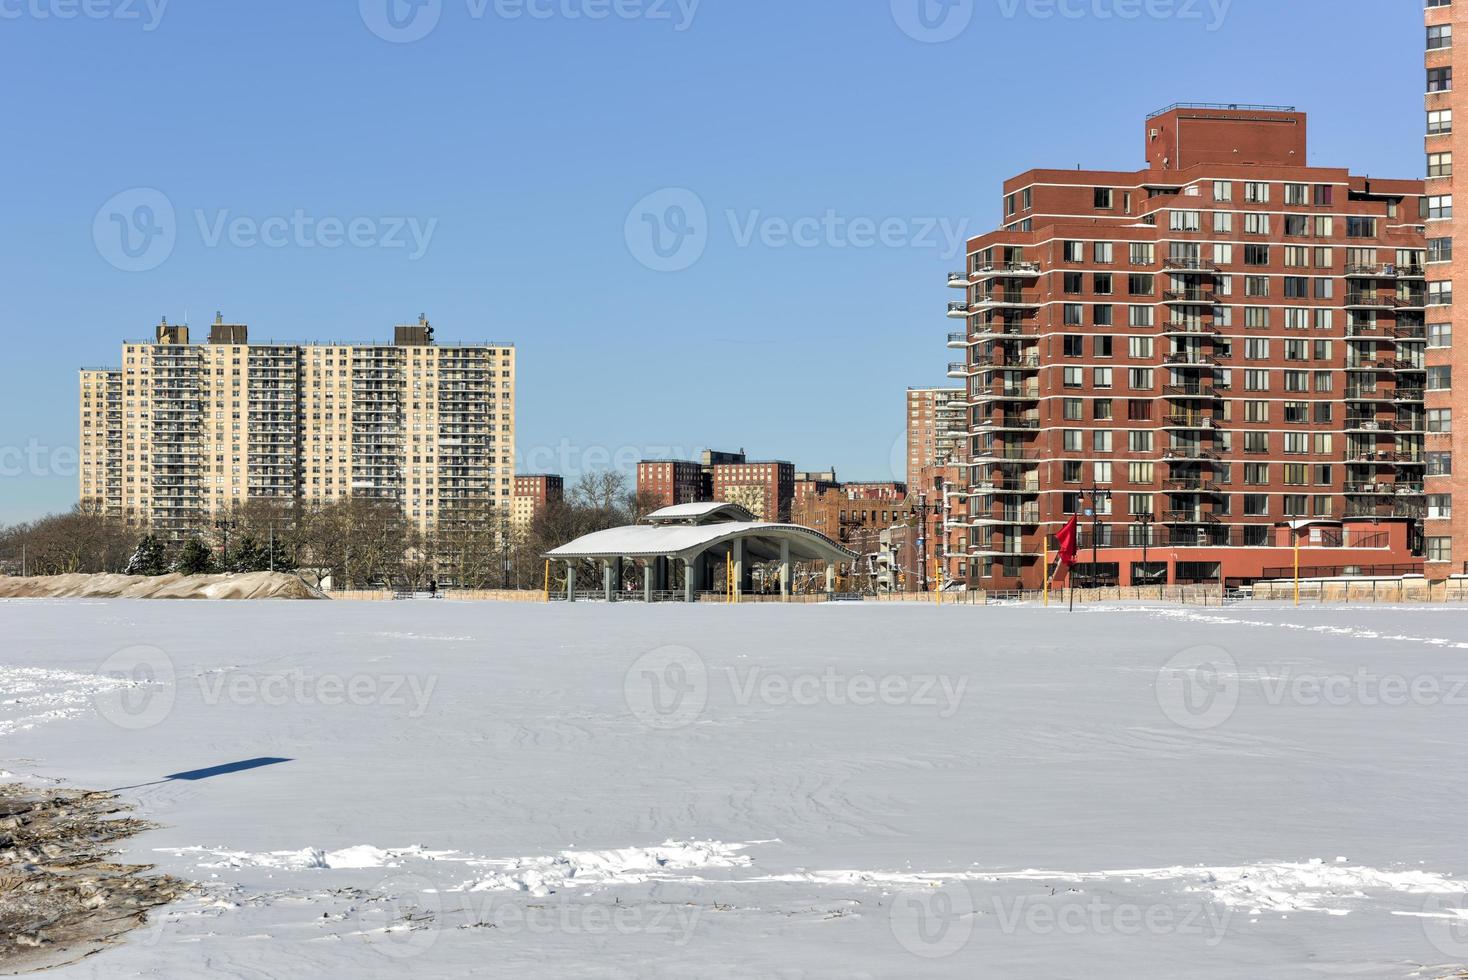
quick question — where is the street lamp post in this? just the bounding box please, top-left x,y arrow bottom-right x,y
214,518 -> 238,571
1082,487 -> 1111,589
1136,512 -> 1155,585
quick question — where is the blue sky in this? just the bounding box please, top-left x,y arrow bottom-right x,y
0,0 -> 1426,523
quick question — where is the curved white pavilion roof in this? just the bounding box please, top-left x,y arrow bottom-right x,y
546,521 -> 855,564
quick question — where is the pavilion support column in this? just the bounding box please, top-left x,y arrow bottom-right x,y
732,539 -> 744,602
566,563 -> 576,602
603,560 -> 615,603
643,561 -> 653,603
780,540 -> 791,600
683,558 -> 695,603
825,563 -> 834,596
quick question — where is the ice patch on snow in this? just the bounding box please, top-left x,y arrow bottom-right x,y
757,858 -> 1459,914
156,844 -> 470,870
449,840 -> 757,897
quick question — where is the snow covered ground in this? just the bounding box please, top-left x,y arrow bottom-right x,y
5,598 -> 1468,978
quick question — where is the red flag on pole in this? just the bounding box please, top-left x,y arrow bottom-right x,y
1055,516 -> 1079,568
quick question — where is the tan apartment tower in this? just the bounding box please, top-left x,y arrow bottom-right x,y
79,315 -> 516,538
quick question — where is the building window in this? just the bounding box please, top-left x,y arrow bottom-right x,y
1429,237 -> 1454,263
1429,108 -> 1453,135
1428,408 -> 1453,433
1063,241 -> 1083,262
1430,152 -> 1454,178
1428,365 -> 1453,390
1426,537 -> 1453,563
1346,216 -> 1378,238
1428,322 -> 1452,347
1244,182 -> 1270,203
1428,494 -> 1453,520
1429,67 -> 1453,92
1129,242 -> 1154,266
1428,195 -> 1454,220
1093,242 -> 1114,264
1426,452 -> 1453,477
1429,281 -> 1454,306
1213,180 -> 1232,201
1429,24 -> 1453,50
1094,188 -> 1113,210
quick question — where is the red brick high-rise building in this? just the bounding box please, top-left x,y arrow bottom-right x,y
946,105 -> 1426,590
1425,1 -> 1464,577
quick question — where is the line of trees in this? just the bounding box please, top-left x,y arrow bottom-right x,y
0,474 -> 662,590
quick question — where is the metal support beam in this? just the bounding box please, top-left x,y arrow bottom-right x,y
732,539 -> 744,602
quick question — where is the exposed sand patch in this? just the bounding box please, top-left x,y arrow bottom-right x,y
0,572 -> 325,601
0,784 -> 189,973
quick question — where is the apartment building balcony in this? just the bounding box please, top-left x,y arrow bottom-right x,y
975,413 -> 1042,431
972,292 -> 1039,309
969,445 -> 1039,462
971,261 -> 1041,280
1162,289 -> 1215,304
1163,478 -> 1219,492
1344,263 -> 1400,279
1394,388 -> 1425,402
1163,384 -> 1219,398
971,322 -> 1038,341
967,507 -> 1041,526
1162,447 -> 1219,461
1162,322 -> 1219,337
1345,358 -> 1390,372
947,302 -> 972,319
1345,388 -> 1393,402
1163,353 -> 1217,367
1396,293 -> 1427,310
1344,293 -> 1397,309
946,332 -> 970,349
969,354 -> 1041,370
946,362 -> 971,379
966,478 -> 1040,496
1163,414 -> 1217,429
966,544 -> 1041,558
972,383 -> 1042,403
1399,265 -> 1426,280
1344,482 -> 1394,495
1161,257 -> 1219,273
1161,509 -> 1220,525
948,271 -> 971,289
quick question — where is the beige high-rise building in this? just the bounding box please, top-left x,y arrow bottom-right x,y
79,315 -> 516,538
